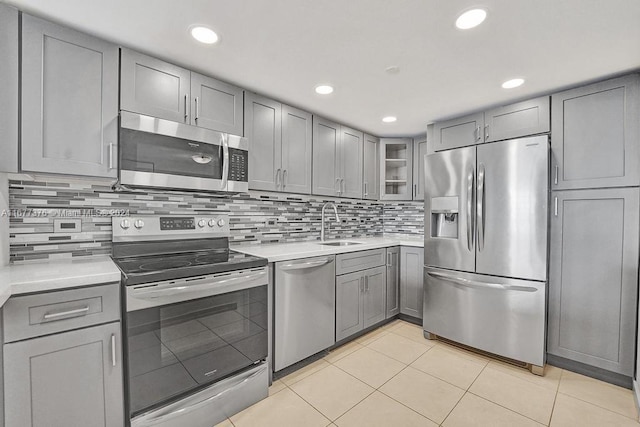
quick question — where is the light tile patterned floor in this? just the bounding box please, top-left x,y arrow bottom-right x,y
217,320 -> 640,427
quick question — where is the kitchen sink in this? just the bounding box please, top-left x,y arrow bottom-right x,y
319,241 -> 362,246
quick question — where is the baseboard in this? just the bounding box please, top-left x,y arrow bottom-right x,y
547,353 -> 632,389
634,379 -> 640,417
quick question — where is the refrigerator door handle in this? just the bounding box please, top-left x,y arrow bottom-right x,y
466,169 -> 475,251
477,163 -> 486,251
426,270 -> 538,293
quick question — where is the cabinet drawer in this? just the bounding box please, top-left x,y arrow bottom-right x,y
4,283 -> 120,343
336,249 -> 385,275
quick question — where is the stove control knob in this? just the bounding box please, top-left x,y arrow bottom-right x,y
134,219 -> 144,229
198,219 -> 206,228
120,219 -> 131,230
208,219 -> 216,227
217,218 -> 226,227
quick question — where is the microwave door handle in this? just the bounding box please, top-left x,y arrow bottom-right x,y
221,134 -> 229,190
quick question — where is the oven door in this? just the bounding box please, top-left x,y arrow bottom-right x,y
125,267 -> 268,418
120,111 -> 227,192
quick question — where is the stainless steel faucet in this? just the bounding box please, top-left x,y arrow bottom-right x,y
321,202 -> 340,242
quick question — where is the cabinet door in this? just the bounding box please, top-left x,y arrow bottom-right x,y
363,266 -> 386,328
4,322 -> 124,427
336,272 -> 364,342
340,126 -> 364,199
551,74 -> 640,190
381,138 -> 413,201
548,188 -> 639,376
21,15 -> 118,178
412,137 -> 427,201
120,48 -> 191,123
281,105 -> 312,194
246,93 -> 282,192
191,72 -> 244,135
386,247 -> 400,318
484,96 -> 550,143
400,247 -> 424,319
312,116 -> 340,197
432,112 -> 483,152
0,3 -> 18,173
363,134 -> 380,200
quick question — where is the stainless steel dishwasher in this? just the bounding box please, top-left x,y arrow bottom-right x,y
274,255 -> 336,371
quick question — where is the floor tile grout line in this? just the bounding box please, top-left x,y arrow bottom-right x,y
555,391 -> 640,422
465,389 -> 550,426
438,360 -> 492,426
361,335 -> 435,365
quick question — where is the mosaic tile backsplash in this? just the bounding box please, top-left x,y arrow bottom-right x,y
7,175 -> 424,263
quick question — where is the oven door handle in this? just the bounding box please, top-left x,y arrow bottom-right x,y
136,365 -> 266,426
131,271 -> 267,300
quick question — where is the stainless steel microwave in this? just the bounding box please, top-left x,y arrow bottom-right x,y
118,111 -> 248,193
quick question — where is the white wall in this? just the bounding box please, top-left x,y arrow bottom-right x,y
0,173 -> 8,266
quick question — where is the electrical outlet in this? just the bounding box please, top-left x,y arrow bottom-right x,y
266,218 -> 278,226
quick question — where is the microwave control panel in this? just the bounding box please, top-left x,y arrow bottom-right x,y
228,148 -> 248,182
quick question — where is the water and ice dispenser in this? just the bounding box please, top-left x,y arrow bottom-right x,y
430,196 -> 459,239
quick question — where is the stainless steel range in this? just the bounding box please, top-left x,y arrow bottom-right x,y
111,215 -> 268,427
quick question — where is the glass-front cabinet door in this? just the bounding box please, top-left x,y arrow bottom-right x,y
380,138 -> 413,200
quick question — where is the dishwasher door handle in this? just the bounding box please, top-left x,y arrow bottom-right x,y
279,257 -> 334,271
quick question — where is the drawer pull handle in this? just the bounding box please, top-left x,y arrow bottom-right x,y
43,306 -> 90,320
111,334 -> 117,367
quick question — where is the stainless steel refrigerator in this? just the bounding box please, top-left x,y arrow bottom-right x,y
423,135 -> 548,369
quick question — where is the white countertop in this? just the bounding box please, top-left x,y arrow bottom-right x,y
232,235 -> 424,262
0,256 -> 121,306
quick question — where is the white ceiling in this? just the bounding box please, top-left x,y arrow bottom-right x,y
4,0 -> 640,136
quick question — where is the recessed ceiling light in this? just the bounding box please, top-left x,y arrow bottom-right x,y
191,26 -> 219,44
382,116 -> 397,123
502,78 -> 525,89
385,66 -> 400,74
455,9 -> 487,30
315,85 -> 334,95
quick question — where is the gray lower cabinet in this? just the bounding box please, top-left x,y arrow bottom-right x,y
551,74 -> 639,190
412,136 -> 427,201
121,48 -> 244,135
386,247 -> 400,318
336,266 -> 386,342
0,3 -> 18,173
547,187 -> 639,376
21,14 -> 118,178
4,321 -> 124,427
363,134 -> 380,200
312,117 -> 363,199
246,93 -> 312,194
400,247 -> 424,319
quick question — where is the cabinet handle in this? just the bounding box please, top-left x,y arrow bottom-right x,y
554,165 -> 559,185
108,143 -> 115,170
341,178 -> 345,195
111,333 -> 117,367
413,184 -> 417,198
387,252 -> 391,266
360,277 -> 364,292
195,97 -> 199,122
43,306 -> 89,320
336,178 -> 341,195
275,169 -> 281,189
283,169 -> 287,189
365,276 -> 369,292
484,124 -> 489,140
364,182 -> 368,197
554,196 -> 558,217
184,94 -> 189,122
476,125 -> 481,142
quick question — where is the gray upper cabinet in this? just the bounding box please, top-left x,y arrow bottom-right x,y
191,72 -> 243,135
432,112 -> 484,152
121,48 -> 244,135
412,136 -> 427,201
386,247 -> 400,318
246,93 -> 282,192
281,105 -> 312,194
4,321 -> 124,427
484,96 -> 550,143
21,14 -> 118,178
400,246 -> 424,319
246,95 -> 312,194
363,134 -> 380,200
0,3 -> 18,173
551,74 -> 640,190
547,188 -> 639,376
313,117 -> 341,197
340,126 -> 364,199
120,48 -> 190,124
380,138 -> 413,201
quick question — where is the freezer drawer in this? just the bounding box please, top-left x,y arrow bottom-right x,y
423,267 -> 546,366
